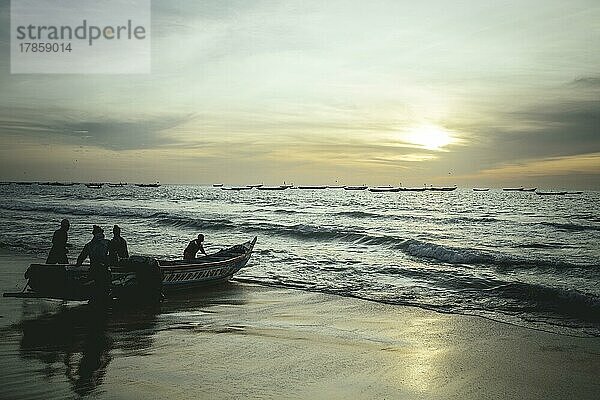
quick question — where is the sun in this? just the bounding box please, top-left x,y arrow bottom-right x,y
405,124 -> 456,151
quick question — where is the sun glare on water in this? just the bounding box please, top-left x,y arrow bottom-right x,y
405,124 -> 456,151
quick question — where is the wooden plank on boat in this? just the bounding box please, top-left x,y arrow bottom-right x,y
3,292 -> 54,299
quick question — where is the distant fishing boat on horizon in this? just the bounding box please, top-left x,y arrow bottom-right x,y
298,185 -> 328,190
257,185 -> 288,191
369,186 -> 400,193
536,191 -> 568,196
426,186 -> 457,191
45,182 -> 77,186
135,182 -> 161,188
222,186 -> 252,191
344,185 -> 368,191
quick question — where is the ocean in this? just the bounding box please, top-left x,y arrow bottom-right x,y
0,184 -> 598,337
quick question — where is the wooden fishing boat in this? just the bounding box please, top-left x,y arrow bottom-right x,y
536,191 -> 567,196
522,187 -> 537,192
503,187 -> 524,191
107,182 -> 127,187
369,187 -> 400,192
212,183 -> 224,187
85,183 -> 104,188
48,182 -> 78,186
298,185 -> 327,189
427,186 -> 457,191
344,185 -> 368,191
135,183 -> 161,188
472,188 -> 490,191
3,237 -> 257,301
257,185 -> 288,190
398,187 -> 426,192
221,186 -> 251,191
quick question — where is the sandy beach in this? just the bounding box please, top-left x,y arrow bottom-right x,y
1,250 -> 599,399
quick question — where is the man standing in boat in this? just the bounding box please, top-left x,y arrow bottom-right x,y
76,225 -> 111,302
108,225 -> 129,265
184,234 -> 207,260
46,218 -> 71,264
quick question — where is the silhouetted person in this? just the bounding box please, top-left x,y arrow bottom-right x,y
77,225 -> 111,303
46,219 -> 71,264
108,225 -> 129,265
184,234 -> 207,260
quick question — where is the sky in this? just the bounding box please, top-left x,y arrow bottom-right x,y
0,0 -> 599,188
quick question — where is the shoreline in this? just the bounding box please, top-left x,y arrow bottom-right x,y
3,246 -> 592,339
234,277 -> 598,339
2,249 -> 600,399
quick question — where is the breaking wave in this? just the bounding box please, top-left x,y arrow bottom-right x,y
2,186 -> 599,336
2,200 -> 594,272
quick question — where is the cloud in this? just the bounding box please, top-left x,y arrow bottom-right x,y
61,115 -> 194,150
445,98 -> 600,164
497,100 -> 600,157
0,109 -> 195,150
476,152 -> 600,178
1,1 -> 600,187
570,76 -> 600,88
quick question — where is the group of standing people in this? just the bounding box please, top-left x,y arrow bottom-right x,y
46,219 -> 129,266
45,219 -> 208,303
46,219 -> 130,303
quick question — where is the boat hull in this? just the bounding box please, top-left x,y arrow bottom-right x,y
344,186 -> 368,191
536,191 -> 567,196
159,238 -> 256,292
257,186 -> 287,190
369,187 -> 400,192
14,238 -> 257,301
426,187 -> 457,191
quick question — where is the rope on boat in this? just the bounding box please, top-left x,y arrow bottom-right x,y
20,278 -> 31,293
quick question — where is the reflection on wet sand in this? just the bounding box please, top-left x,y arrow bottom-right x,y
63,314 -> 111,396
13,284 -> 249,397
18,305 -> 155,396
3,281 -> 600,399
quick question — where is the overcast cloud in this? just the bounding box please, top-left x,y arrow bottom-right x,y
1,0 -> 599,188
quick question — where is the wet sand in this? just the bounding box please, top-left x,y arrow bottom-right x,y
1,250 -> 599,399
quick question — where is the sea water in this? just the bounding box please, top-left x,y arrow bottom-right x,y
0,184 -> 598,336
